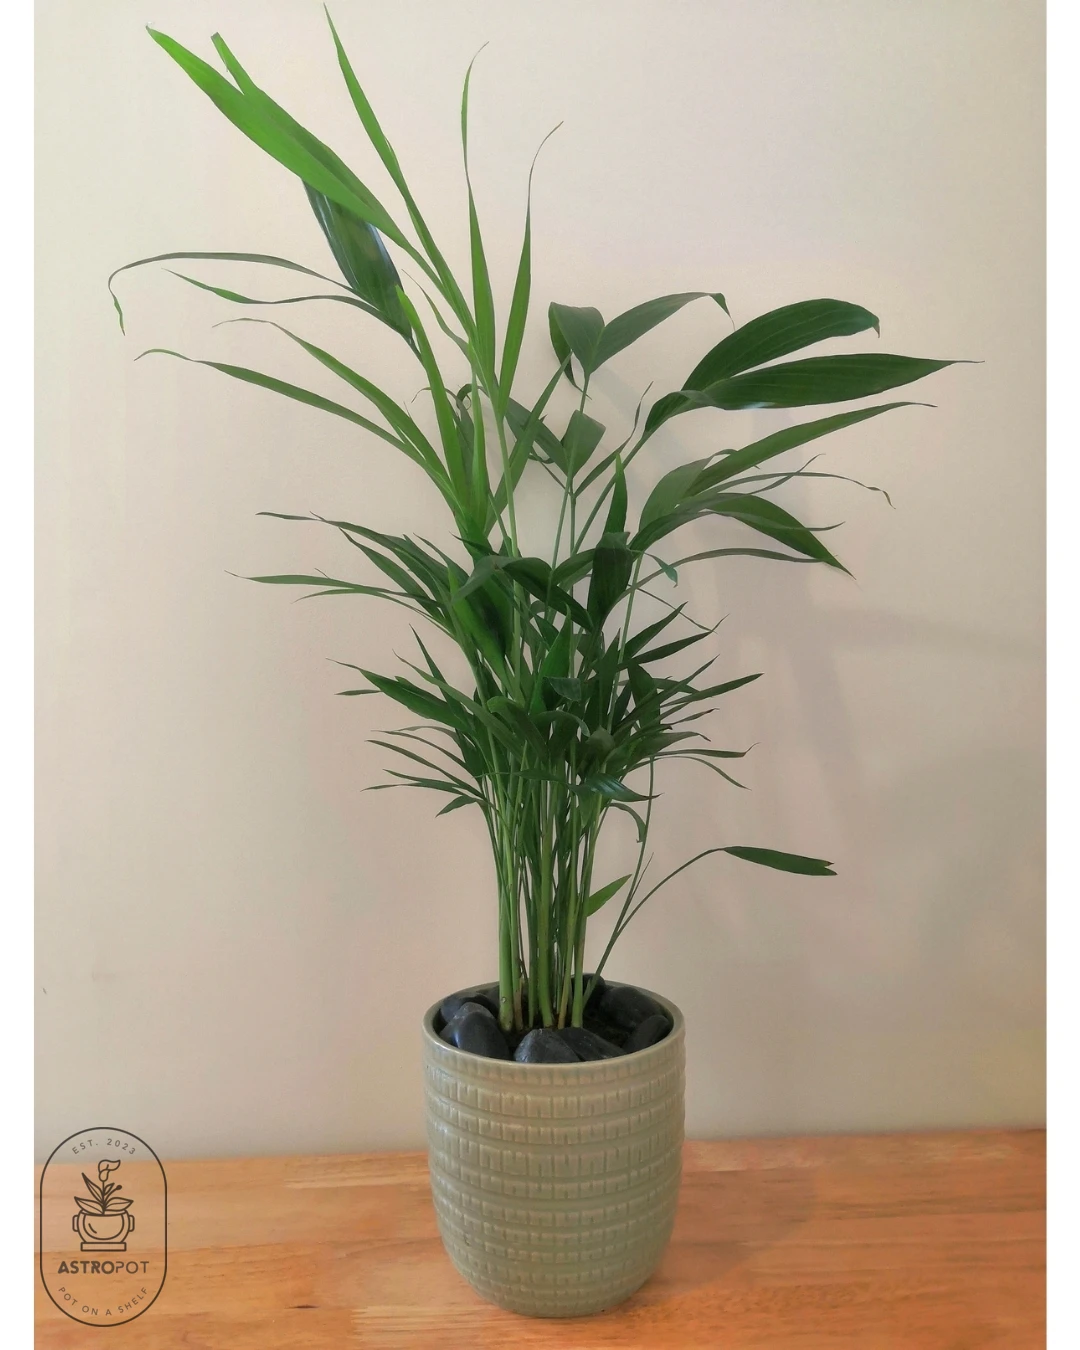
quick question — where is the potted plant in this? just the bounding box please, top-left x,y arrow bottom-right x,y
111,16 -> 961,1317
72,1160 -> 133,1251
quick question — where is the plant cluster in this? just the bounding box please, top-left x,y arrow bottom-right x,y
111,15 -> 959,1034
74,1161 -> 129,1217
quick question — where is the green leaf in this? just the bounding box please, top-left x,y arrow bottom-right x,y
490,366 -> 565,525
148,29 -> 405,243
552,549 -> 595,589
545,676 -> 583,702
461,49 -> 496,371
529,619 -> 574,713
455,554 -> 590,629
209,30 -> 401,230
632,489 -> 849,569
693,403 -> 920,490
165,269 -> 383,319
361,671 -> 465,731
634,629 -> 715,665
560,410 -> 606,475
304,185 -> 411,337
665,753 -> 748,789
217,318 -> 442,474
108,250 -> 349,333
722,846 -> 835,876
638,456 -> 714,532
626,661 -> 659,726
486,696 -> 548,754
584,873 -> 633,917
499,186 -> 533,408
603,455 -> 627,535
324,10 -> 473,330
611,800 -> 648,844
548,305 -> 575,386
587,536 -> 635,628
505,396 -> 565,464
668,546 -> 815,569
497,124 -> 561,410
671,671 -> 762,706
437,795 -> 477,816
548,303 -> 604,378
465,376 -> 490,510
577,775 -> 651,802
395,291 -> 468,504
701,495 -> 848,570
623,604 -> 687,658
594,291 -> 729,368
136,348 -> 414,455
684,298 -> 880,391
646,354 -> 958,436
369,738 -> 478,794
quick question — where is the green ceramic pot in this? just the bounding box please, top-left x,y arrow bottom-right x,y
422,983 -> 685,1317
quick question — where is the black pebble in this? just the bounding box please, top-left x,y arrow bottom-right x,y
596,983 -> 665,1032
513,1028 -> 581,1064
440,985 -> 500,1024
439,993 -> 486,1026
623,1012 -> 672,1054
580,973 -> 607,1006
440,1006 -> 510,1059
582,1012 -> 629,1048
471,983 -> 503,1016
557,1026 -> 624,1061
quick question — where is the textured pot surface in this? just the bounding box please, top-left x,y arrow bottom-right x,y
422,984 -> 685,1317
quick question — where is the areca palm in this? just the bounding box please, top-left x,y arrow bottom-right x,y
111,15 -> 961,1034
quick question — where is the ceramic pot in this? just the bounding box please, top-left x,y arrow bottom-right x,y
72,1209 -> 134,1251
422,982 -> 685,1317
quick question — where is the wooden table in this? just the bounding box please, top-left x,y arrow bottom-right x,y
35,1129 -> 1044,1348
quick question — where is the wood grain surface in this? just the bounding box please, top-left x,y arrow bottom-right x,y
35,1130 -> 1045,1348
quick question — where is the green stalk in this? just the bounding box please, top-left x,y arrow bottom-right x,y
535,782 -> 556,1026
584,762 -> 655,1004
497,875 -> 515,1033
557,808 -> 597,1025
615,554 -> 645,704
571,927 -> 586,1026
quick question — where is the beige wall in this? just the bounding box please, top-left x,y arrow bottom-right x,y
36,0 -> 1044,1159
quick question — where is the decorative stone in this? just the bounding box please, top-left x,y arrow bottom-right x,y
440,994 -> 488,1026
623,1011 -> 672,1054
580,973 -> 607,1006
440,986 -> 499,1024
470,983 -> 503,1017
513,1028 -> 580,1063
440,1006 -> 510,1059
582,1011 -> 629,1048
557,1025 -> 624,1060
596,983 -> 666,1032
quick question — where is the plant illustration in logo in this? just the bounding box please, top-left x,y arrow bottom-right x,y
72,1159 -> 135,1251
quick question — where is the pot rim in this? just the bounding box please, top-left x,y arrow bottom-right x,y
422,979 -> 684,1070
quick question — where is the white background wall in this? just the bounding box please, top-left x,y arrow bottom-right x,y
36,0 -> 1044,1160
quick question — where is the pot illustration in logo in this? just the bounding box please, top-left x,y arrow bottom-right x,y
72,1159 -> 134,1252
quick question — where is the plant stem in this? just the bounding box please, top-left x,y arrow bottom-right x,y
584,762 -> 655,1005
535,782 -> 556,1025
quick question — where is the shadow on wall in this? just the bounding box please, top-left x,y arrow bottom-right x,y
672,734 -> 1043,1132
622,457 -> 1044,1127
